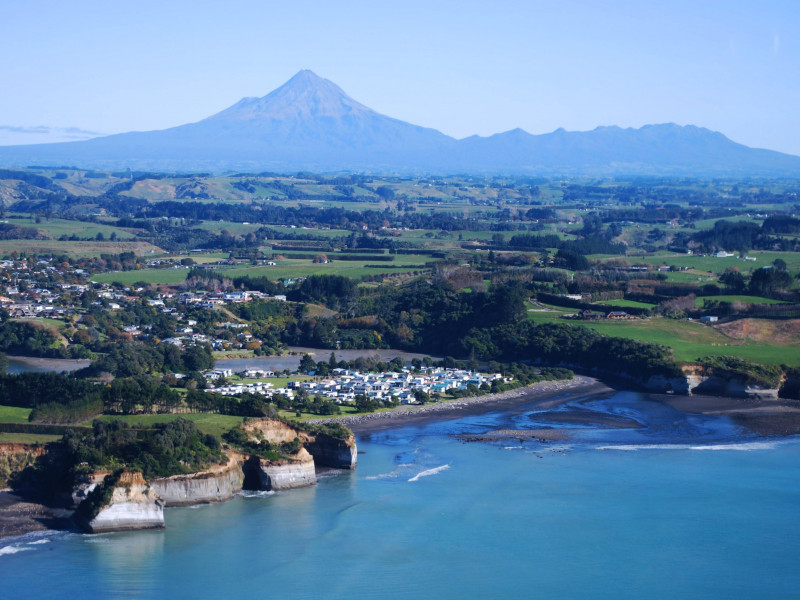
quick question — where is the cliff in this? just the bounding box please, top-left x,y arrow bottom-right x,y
645,364 -> 781,398
0,443 -> 45,489
246,447 -> 317,491
75,471 -> 164,533
151,451 -> 245,506
305,429 -> 358,470
241,418 -> 357,470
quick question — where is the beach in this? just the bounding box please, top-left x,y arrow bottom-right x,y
313,375 -> 609,434
2,374 -> 799,541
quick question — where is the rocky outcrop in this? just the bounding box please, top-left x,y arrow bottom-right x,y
151,452 -> 245,506
242,419 -> 308,444
646,366 -> 780,399
242,418 -> 357,470
70,471 -> 108,508
644,375 -> 692,395
76,471 -> 164,533
246,448 -> 317,491
305,430 -> 358,469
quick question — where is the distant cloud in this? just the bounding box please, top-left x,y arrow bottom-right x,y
0,125 -> 103,145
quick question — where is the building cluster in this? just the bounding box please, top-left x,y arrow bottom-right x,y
205,367 -> 512,405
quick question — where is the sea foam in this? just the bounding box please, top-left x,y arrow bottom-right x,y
408,464 -> 450,482
596,441 -> 780,452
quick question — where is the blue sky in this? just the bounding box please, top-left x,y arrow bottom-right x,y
2,0 -> 798,155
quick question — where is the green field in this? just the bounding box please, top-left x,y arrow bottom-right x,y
639,251 -> 800,276
0,432 -> 60,444
695,295 -> 786,307
4,216 -> 138,240
526,309 -> 800,365
0,240 -> 163,258
602,299 -> 656,309
0,405 -> 32,423
90,413 -> 244,439
92,268 -> 190,285
217,256 -> 431,280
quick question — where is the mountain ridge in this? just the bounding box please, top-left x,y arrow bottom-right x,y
0,70 -> 798,176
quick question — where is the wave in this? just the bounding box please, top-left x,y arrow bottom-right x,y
0,545 -> 34,556
596,441 -> 780,451
238,490 -> 276,498
365,471 -> 400,480
408,464 -> 450,482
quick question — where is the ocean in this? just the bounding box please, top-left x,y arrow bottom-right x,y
2,390 -> 799,599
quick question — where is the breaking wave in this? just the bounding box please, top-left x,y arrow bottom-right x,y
596,441 -> 780,451
238,490 -> 276,498
408,464 -> 450,482
0,545 -> 34,556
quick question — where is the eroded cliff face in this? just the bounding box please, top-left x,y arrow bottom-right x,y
77,471 -> 164,533
151,451 -> 245,506
242,418 -> 357,470
70,471 -> 108,508
246,447 -> 317,491
242,419 -> 311,444
645,367 -> 780,398
0,443 -> 45,489
305,430 -> 358,470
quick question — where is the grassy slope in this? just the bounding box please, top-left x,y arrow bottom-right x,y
526,308 -> 800,365
90,413 -> 244,439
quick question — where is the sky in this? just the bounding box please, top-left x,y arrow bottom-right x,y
2,0 -> 799,155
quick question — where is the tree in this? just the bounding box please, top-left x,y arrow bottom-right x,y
719,268 -> 746,292
749,267 -> 792,296
375,186 -> 395,200
299,353 -> 316,373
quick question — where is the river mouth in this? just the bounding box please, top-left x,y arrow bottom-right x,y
6,356 -> 91,374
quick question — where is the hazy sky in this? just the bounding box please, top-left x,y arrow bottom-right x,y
2,0 -> 798,155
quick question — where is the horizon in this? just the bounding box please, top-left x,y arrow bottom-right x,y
1,1 -> 798,156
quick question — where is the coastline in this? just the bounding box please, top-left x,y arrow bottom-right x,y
312,375 -> 610,434
3,374 -> 799,541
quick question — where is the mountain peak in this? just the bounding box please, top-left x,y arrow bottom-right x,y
207,70 -> 375,123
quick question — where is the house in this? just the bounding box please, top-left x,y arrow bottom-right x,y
606,311 -> 632,320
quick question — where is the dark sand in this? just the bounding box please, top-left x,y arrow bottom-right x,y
315,375 -> 610,434
0,492 -> 74,539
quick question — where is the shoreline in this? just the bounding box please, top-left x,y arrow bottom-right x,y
3,375 -> 800,541
312,375 -> 610,434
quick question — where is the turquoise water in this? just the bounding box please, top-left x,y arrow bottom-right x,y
2,391 -> 800,599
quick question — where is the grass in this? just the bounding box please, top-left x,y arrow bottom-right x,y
92,268 -> 189,285
216,256 -> 431,280
3,216 -> 138,240
0,240 -> 163,258
525,309 -> 800,366
601,299 -> 656,309
0,405 -> 32,423
90,413 -> 244,439
278,404 -> 361,421
581,318 -> 800,365
0,433 -> 60,444
695,295 -> 787,307
638,251 -> 800,276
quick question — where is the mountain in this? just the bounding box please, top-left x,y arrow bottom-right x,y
0,70 -> 798,175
